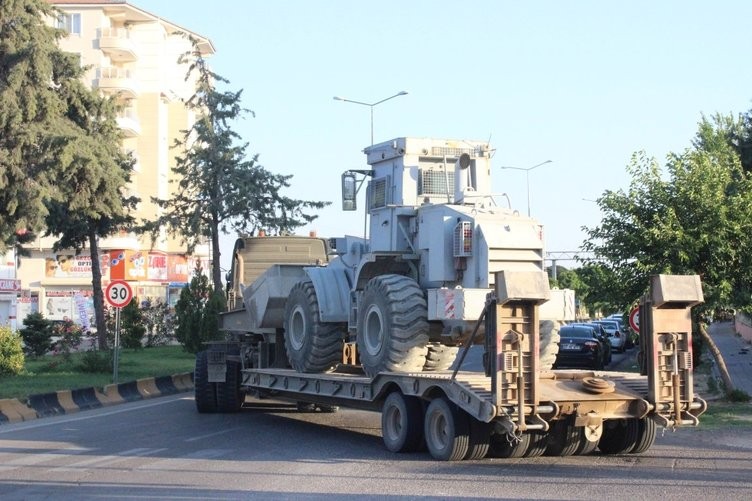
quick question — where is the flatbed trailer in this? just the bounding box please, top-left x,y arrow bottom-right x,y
199,273 -> 707,461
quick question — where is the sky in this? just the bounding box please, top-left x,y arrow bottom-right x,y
136,0 -> 752,273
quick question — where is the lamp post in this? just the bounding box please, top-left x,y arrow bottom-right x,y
499,160 -> 553,216
333,91 -> 408,145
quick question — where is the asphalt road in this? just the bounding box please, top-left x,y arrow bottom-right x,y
1,392 -> 751,500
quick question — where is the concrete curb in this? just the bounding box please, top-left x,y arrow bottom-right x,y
0,371 -> 194,425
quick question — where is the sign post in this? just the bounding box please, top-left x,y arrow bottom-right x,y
105,280 -> 133,384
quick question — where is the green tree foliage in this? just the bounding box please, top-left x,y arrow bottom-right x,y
119,298 -> 146,349
147,38 -> 329,292
0,325 -> 25,376
174,268 -> 224,353
50,318 -> 82,360
19,311 -> 53,358
0,0 -> 75,251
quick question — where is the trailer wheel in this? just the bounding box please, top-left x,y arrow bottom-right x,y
284,280 -> 343,373
423,343 -> 460,372
524,431 -> 548,457
357,275 -> 429,377
216,360 -> 243,413
539,320 -> 560,371
488,432 -> 531,458
598,418 -> 639,454
544,420 -> 581,456
465,418 -> 491,460
630,417 -> 657,454
424,397 -> 470,461
194,351 -> 217,413
381,392 -> 425,453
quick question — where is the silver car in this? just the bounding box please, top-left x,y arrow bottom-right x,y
593,319 -> 627,352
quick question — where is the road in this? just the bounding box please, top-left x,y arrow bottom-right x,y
1,393 -> 751,500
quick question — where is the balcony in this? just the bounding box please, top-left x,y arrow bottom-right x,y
99,27 -> 137,62
116,108 -> 141,137
96,67 -> 140,99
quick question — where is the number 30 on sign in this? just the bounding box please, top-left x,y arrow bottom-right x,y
105,280 -> 133,308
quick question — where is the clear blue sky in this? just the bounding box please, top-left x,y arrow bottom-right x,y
137,0 -> 752,272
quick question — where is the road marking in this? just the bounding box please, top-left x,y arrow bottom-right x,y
184,427 -> 243,443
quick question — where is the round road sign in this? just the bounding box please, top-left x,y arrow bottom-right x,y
105,280 -> 133,308
629,306 -> 640,332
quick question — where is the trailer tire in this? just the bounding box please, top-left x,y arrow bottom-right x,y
539,320 -> 560,371
424,397 -> 470,461
465,418 -> 491,460
194,351 -> 217,413
630,417 -> 657,454
216,359 -> 243,413
284,280 -> 343,373
544,420 -> 581,456
598,418 -> 639,454
524,431 -> 548,457
488,432 -> 531,458
423,343 -> 460,372
357,275 -> 429,377
382,392 -> 425,453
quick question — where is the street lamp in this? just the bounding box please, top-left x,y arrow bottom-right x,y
333,91 -> 408,145
499,160 -> 553,217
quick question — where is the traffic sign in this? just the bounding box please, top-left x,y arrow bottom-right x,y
629,306 -> 640,332
105,280 -> 133,308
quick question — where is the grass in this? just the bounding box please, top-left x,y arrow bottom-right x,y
0,346 -> 196,401
701,401 -> 752,428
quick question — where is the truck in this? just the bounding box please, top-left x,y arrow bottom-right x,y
195,137 -> 706,461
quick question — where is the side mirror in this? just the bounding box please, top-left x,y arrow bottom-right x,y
342,172 -> 357,211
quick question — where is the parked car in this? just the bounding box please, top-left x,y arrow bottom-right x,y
593,319 -> 627,352
554,324 -> 610,370
571,322 -> 612,365
607,313 -> 635,349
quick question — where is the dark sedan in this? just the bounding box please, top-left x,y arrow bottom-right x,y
554,324 -> 608,370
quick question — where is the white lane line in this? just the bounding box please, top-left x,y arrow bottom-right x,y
184,427 -> 243,443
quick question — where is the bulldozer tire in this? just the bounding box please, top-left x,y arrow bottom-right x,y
423,343 -> 460,371
424,397 -> 470,461
598,418 -> 639,454
488,432 -> 531,458
630,417 -> 657,454
284,280 -> 343,373
194,351 -> 217,413
381,392 -> 425,453
216,359 -> 243,413
357,274 -> 429,377
539,320 -> 561,371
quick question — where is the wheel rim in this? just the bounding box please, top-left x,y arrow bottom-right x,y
428,409 -> 449,451
364,304 -> 385,355
385,404 -> 403,441
289,305 -> 306,350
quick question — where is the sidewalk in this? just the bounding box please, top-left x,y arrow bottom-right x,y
707,321 -> 752,396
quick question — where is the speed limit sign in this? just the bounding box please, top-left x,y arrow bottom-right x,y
629,306 -> 640,333
105,280 -> 133,308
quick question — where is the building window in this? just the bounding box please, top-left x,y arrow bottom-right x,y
57,13 -> 82,35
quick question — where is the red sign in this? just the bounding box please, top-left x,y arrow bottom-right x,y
629,306 -> 640,333
105,280 -> 133,308
0,279 -> 21,291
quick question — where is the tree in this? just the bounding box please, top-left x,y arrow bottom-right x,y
582,113 -> 752,394
19,312 -> 52,358
43,76 -> 138,350
147,38 -> 329,292
0,0 -> 72,251
174,266 -> 224,354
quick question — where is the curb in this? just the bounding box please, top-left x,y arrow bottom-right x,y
0,371 -> 194,425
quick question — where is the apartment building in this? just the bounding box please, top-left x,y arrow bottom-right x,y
12,1 -> 215,328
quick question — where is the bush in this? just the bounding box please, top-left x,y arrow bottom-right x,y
141,299 -> 175,347
120,298 -> 146,349
50,319 -> 83,360
727,388 -> 751,402
0,325 -> 25,376
19,312 -> 53,357
77,349 -> 112,373
175,269 -> 225,354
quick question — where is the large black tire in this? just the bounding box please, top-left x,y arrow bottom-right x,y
424,398 -> 470,461
630,417 -> 657,454
524,431 -> 548,457
465,418 -> 491,460
539,320 -> 560,371
598,418 -> 640,455
544,420 -> 581,456
357,275 -> 429,377
488,432 -> 531,458
423,343 -> 460,372
381,392 -> 425,453
216,359 -> 244,413
194,350 -> 217,413
283,280 -> 343,373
